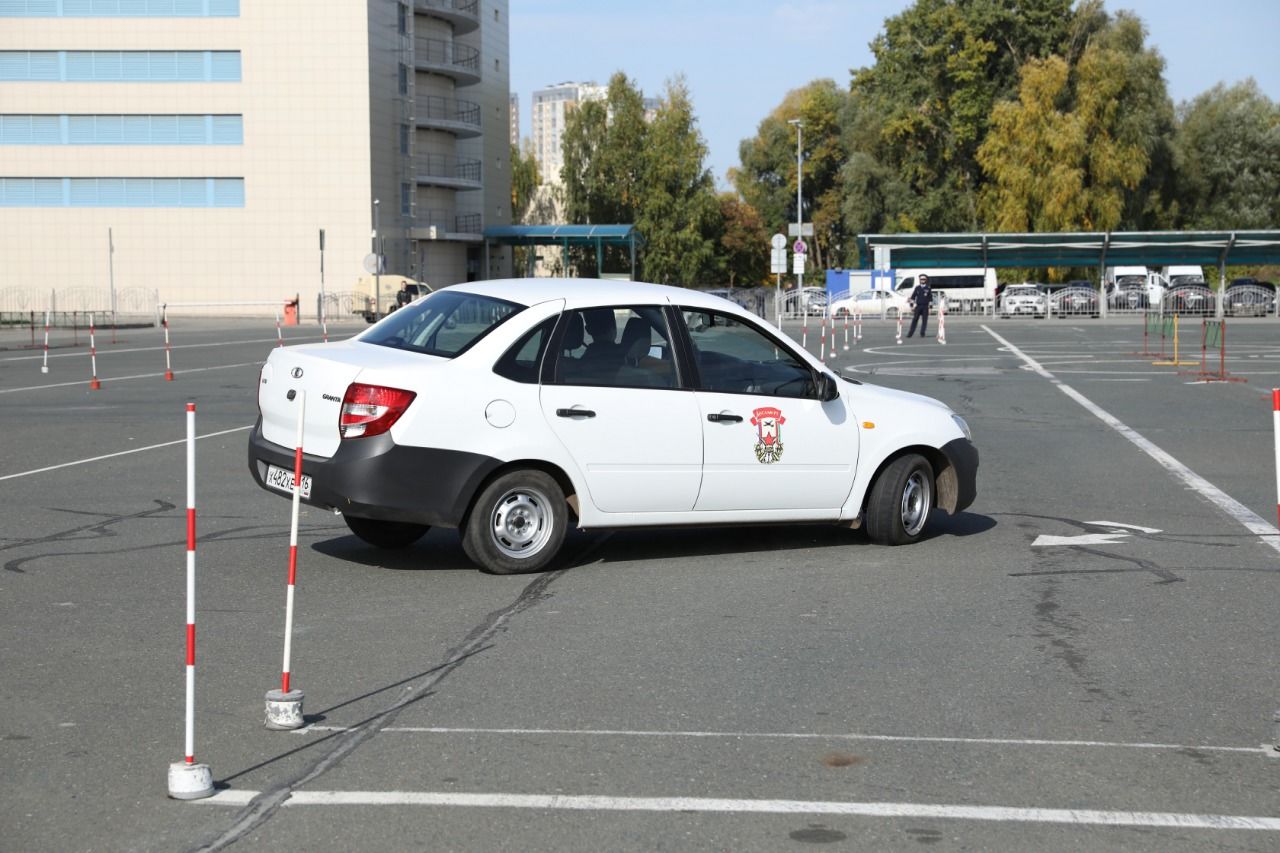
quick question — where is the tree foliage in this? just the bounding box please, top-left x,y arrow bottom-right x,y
510,141 -> 541,224
561,72 -> 721,284
717,193 -> 768,287
1174,80 -> 1280,229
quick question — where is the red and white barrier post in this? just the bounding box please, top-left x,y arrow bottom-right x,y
41,311 -> 50,374
168,403 -> 215,799
938,295 -> 948,346
1273,389 -> 1280,531
854,306 -> 862,345
88,313 -> 101,390
265,390 -> 306,730
163,310 -> 174,381
801,301 -> 809,351
275,312 -> 284,348
896,309 -> 903,345
842,310 -> 849,351
819,312 -> 827,362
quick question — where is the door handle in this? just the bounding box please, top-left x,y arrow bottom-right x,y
707,412 -> 743,423
556,408 -> 596,419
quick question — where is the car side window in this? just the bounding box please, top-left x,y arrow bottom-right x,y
493,316 -> 556,384
551,306 -> 677,389
682,309 -> 816,399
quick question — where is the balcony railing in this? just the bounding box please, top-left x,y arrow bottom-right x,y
413,0 -> 480,34
414,207 -> 482,235
414,153 -> 482,184
414,37 -> 480,81
415,95 -> 481,136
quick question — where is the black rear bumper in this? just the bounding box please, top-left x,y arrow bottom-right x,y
246,419 -> 501,529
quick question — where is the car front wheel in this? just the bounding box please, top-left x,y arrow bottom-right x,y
462,469 -> 567,574
865,454 -> 934,545
343,515 -> 430,549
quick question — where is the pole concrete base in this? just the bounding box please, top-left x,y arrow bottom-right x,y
167,761 -> 215,800
41,366 -> 48,374
264,688 -> 304,730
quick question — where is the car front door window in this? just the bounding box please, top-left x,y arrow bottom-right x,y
682,309 -> 815,398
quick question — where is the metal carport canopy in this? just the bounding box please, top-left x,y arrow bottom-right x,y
856,231 -> 1280,269
483,224 -> 643,279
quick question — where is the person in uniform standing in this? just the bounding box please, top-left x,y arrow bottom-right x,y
907,273 -> 932,338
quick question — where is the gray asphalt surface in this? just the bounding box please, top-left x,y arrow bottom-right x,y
1,312 -> 1278,852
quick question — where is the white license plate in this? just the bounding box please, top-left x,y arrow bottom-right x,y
265,464 -> 312,499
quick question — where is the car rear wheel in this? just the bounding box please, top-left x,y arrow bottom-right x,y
462,469 -> 567,574
865,454 -> 934,546
343,515 -> 429,549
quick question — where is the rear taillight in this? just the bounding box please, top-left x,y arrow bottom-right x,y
339,383 -> 416,439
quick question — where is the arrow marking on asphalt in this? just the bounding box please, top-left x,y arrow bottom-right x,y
1032,533 -> 1133,547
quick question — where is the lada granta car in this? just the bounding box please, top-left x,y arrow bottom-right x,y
248,279 -> 978,574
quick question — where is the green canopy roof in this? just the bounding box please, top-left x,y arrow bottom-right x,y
856,231 -> 1280,269
482,224 -> 643,247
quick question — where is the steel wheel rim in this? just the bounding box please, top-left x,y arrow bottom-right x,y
900,471 -> 930,537
490,486 -> 553,559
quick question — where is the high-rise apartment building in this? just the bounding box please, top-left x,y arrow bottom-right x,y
530,81 -> 604,185
0,0 -> 511,316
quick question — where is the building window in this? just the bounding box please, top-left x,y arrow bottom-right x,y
0,177 -> 245,207
0,0 -> 240,16
399,123 -> 409,155
397,63 -> 408,95
397,3 -> 407,34
0,114 -> 243,145
400,182 -> 412,216
0,51 -> 240,82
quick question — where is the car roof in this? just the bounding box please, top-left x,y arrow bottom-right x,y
444,278 -> 747,313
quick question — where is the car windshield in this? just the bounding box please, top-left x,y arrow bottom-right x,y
1116,276 -> 1145,288
1008,286 -> 1039,295
361,290 -> 524,358
1170,276 -> 1205,286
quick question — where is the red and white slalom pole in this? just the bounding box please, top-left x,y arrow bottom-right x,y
802,302 -> 809,351
41,311 -> 50,374
842,310 -> 849,351
896,310 -> 903,345
163,311 -> 174,381
320,300 -> 329,344
854,306 -> 862,346
276,312 -> 284,348
88,313 -> 101,390
938,297 -> 947,346
1273,389 -> 1280,531
819,313 -> 827,362
265,390 -> 306,729
168,403 -> 214,799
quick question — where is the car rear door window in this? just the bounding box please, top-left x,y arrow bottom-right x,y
550,306 -> 678,389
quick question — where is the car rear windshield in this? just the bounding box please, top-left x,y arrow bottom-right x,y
361,290 -> 525,358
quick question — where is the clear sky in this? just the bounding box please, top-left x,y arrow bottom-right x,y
510,0 -> 1280,189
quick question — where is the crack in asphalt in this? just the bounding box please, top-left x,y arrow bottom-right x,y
184,533 -> 614,852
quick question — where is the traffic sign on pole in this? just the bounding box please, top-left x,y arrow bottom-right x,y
771,233 -> 787,250
770,248 -> 787,274
793,239 -> 807,255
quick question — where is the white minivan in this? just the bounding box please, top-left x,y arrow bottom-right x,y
895,268 -> 997,313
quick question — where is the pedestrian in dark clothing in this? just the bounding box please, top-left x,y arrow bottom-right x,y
907,274 -> 932,337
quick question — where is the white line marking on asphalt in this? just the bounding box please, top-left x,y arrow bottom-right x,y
0,361 -> 259,394
289,724 -> 1271,755
196,789 -> 1280,830
1088,521 -> 1163,533
0,425 -> 252,481
1032,533 -> 1131,546
984,326 -> 1280,556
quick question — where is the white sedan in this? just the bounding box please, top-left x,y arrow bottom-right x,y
249,279 -> 978,574
999,284 -> 1047,317
830,289 -> 912,318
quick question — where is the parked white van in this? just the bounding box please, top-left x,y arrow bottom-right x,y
1104,266 -> 1163,310
894,268 -> 997,313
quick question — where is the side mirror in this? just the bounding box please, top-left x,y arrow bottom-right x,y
818,372 -> 840,402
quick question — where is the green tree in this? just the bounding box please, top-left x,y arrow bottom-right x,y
1173,80 -> 1280,229
510,141 -> 540,224
849,0 -> 1096,232
976,13 -> 1174,235
637,78 -> 722,285
732,80 -> 851,269
717,193 -> 768,287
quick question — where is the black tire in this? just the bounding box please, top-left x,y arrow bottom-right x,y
864,453 -> 934,546
462,469 -> 567,574
344,515 -> 429,549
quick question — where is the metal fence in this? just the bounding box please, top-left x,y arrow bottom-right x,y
0,286 -> 158,325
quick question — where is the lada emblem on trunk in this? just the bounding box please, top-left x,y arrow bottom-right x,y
290,367 -> 304,379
